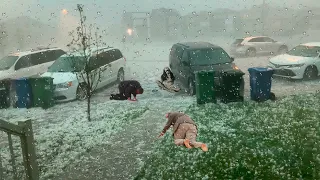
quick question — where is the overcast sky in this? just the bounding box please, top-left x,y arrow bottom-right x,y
0,0 -> 318,25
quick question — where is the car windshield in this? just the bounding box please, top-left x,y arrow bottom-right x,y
0,56 -> 19,71
189,48 -> 232,65
47,55 -> 86,72
287,45 -> 320,57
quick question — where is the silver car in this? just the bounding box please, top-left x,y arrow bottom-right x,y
230,36 -> 288,57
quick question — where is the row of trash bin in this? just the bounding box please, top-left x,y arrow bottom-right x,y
0,77 -> 55,109
195,67 -> 274,104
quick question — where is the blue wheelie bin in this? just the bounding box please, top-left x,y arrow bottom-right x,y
248,67 -> 274,102
15,78 -> 33,108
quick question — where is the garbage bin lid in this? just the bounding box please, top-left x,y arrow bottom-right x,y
248,67 -> 273,72
221,69 -> 245,76
16,77 -> 27,80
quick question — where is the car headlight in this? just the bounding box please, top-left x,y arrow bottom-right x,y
56,82 -> 72,89
232,63 -> 239,70
286,63 -> 305,68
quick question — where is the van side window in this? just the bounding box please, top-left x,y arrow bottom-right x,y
182,51 -> 188,62
88,55 -> 100,70
45,50 -> 66,63
170,46 -> 176,57
176,47 -> 184,60
98,52 -> 109,67
31,52 -> 47,66
15,55 -> 32,70
112,49 -> 123,62
263,37 -> 274,42
105,49 -> 123,64
249,37 -> 264,42
104,49 -> 123,64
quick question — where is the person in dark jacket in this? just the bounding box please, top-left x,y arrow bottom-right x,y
158,112 -> 208,152
110,80 -> 144,101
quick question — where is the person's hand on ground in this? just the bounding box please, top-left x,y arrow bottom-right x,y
158,132 -> 165,138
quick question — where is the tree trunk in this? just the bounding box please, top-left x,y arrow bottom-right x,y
87,94 -> 91,122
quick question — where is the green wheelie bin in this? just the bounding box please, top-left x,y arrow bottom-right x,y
220,69 -> 245,103
0,79 -> 11,109
195,70 -> 216,104
28,77 -> 55,109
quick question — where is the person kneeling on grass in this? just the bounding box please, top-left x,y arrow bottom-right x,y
158,112 -> 208,152
156,67 -> 180,92
110,80 -> 144,101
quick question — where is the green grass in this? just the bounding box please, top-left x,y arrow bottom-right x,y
135,94 -> 320,179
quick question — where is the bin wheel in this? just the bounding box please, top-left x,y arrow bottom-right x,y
270,92 -> 276,101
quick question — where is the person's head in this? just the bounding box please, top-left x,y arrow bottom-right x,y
136,88 -> 144,94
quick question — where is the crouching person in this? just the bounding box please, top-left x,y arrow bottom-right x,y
110,80 -> 144,101
157,67 -> 180,92
158,112 -> 208,152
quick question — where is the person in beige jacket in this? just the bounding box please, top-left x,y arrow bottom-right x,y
158,112 -> 208,152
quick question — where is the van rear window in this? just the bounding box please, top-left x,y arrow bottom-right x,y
189,48 -> 232,65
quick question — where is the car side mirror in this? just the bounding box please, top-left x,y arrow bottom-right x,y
230,57 -> 234,62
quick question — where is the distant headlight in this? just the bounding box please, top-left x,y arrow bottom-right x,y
56,82 -> 72,89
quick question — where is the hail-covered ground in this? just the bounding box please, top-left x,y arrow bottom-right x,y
1,34 -> 320,180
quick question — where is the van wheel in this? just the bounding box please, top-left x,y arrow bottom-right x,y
117,68 -> 125,82
188,80 -> 195,96
76,84 -> 87,100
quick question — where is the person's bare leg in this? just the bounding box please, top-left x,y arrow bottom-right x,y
186,125 -> 208,152
174,124 -> 191,148
174,139 -> 184,146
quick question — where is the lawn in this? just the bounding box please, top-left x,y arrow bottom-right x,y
0,101 -> 150,179
134,93 -> 320,179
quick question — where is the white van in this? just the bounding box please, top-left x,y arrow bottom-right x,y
0,47 -> 66,80
41,47 -> 126,102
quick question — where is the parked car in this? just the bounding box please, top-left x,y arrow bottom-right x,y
169,42 -> 244,96
0,47 -> 66,80
267,42 -> 320,80
41,47 -> 126,102
230,36 -> 288,57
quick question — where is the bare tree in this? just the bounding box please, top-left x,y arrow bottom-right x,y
67,4 -> 107,121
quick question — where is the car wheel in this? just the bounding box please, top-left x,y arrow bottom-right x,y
278,46 -> 288,54
117,68 -> 125,82
76,84 -> 87,100
188,80 -> 195,96
246,48 -> 256,57
303,66 -> 318,80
